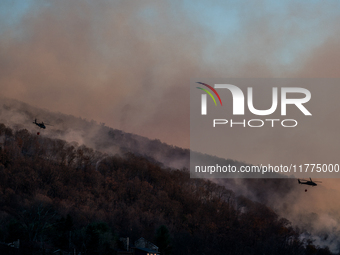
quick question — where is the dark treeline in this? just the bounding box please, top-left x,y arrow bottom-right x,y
0,124 -> 333,254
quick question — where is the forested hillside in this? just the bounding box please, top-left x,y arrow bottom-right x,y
0,124 -> 332,254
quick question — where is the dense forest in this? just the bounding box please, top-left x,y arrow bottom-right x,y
0,124 -> 333,254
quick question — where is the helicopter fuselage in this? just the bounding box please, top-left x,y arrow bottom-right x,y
33,120 -> 46,129
298,179 -> 317,186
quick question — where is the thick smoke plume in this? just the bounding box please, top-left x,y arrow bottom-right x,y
1,0 -> 340,149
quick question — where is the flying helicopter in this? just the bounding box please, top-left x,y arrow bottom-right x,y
32,119 -> 52,129
298,178 -> 322,187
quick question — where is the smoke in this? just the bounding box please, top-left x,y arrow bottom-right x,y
1,0 -> 339,149
0,0 -> 209,148
282,180 -> 340,252
0,97 -> 190,169
237,178 -> 340,252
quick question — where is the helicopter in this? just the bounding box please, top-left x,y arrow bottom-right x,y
32,119 -> 52,129
298,177 -> 322,187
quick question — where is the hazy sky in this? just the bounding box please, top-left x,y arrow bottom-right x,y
1,0 -> 340,149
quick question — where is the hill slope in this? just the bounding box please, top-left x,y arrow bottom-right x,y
0,124 -> 334,254
0,98 -> 338,254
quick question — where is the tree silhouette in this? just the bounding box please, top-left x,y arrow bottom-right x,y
155,225 -> 172,255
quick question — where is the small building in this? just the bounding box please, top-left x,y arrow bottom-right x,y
131,247 -> 159,255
